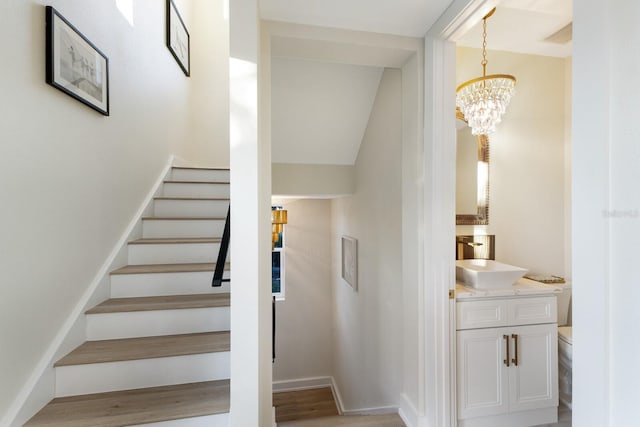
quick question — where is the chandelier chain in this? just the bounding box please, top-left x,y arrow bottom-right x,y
481,17 -> 488,77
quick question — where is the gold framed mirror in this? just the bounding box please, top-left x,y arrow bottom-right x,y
456,109 -> 489,225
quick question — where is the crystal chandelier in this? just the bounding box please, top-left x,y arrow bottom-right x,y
456,8 -> 516,136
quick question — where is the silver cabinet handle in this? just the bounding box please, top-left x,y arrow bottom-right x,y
511,334 -> 519,366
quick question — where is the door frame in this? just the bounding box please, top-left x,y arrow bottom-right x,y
421,1 -> 499,426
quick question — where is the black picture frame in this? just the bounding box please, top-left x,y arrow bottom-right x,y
166,0 -> 190,76
45,6 -> 109,116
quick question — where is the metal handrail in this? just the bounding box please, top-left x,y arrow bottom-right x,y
212,205 -> 230,287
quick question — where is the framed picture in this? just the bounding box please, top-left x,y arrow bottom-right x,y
166,0 -> 190,76
341,236 -> 358,290
45,6 -> 109,116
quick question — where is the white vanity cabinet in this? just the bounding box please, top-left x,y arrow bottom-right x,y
456,295 -> 558,427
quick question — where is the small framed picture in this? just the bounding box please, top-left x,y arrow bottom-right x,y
45,6 -> 109,115
166,0 -> 190,76
341,236 -> 358,290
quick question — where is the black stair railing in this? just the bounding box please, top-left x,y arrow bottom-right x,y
212,205 -> 230,287
212,204 -> 277,362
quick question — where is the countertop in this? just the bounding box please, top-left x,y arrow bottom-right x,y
456,277 -> 563,300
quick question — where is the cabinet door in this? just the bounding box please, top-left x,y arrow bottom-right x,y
457,327 -> 510,419
508,323 -> 558,412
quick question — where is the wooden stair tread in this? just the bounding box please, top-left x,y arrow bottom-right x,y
86,293 -> 230,314
142,216 -> 226,220
154,196 -> 229,201
164,180 -> 230,185
172,166 -> 230,171
24,380 -> 230,427
55,331 -> 230,366
129,237 -> 222,245
111,262 -> 229,275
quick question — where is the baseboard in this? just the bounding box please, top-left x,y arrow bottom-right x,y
398,393 -> 419,427
272,376 -> 334,393
2,156 -> 175,427
341,406 -> 399,416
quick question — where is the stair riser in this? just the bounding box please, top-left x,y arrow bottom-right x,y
55,352 -> 230,397
154,199 -> 229,218
170,168 -> 230,183
163,183 -> 230,199
87,307 -> 230,340
128,242 -> 228,265
142,219 -> 225,238
110,271 -> 230,297
133,413 -> 229,427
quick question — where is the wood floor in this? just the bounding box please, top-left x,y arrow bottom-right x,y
274,387 -> 339,422
273,388 -> 405,427
278,414 -> 406,427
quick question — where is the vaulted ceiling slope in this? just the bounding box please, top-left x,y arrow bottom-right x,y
271,58 -> 383,165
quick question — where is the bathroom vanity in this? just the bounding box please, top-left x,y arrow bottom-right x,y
456,280 -> 560,427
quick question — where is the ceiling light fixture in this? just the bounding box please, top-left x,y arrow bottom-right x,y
456,8 -> 516,135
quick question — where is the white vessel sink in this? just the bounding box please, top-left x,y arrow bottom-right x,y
456,259 -> 528,289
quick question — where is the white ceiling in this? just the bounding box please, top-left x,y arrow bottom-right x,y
456,0 -> 573,57
260,0 -> 454,38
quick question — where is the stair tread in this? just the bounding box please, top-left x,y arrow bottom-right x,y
24,380 -> 230,426
111,262 -> 229,275
154,196 -> 230,201
55,331 -> 230,366
173,166 -> 230,171
129,237 -> 223,245
142,216 -> 226,220
86,293 -> 230,314
164,180 -> 230,184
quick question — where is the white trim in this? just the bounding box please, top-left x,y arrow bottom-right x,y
341,406 -> 400,416
330,376 -> 346,415
421,2 -> 495,427
427,0 -> 499,41
2,156 -> 174,427
399,393 -> 419,427
272,376 -> 334,393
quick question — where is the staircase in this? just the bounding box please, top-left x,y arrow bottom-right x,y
25,167 -> 232,426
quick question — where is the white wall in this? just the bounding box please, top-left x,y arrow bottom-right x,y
456,47 -> 569,278
331,68 -> 403,411
272,163 -> 355,197
573,1 -> 640,425
0,0 -> 228,422
186,0 -> 230,167
272,199 -> 334,382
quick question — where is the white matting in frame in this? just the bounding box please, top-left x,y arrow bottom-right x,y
341,236 -> 358,290
46,6 -> 109,115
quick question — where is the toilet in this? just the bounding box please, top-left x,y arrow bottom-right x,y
556,283 -> 573,409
